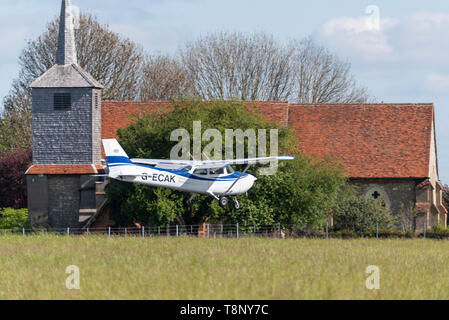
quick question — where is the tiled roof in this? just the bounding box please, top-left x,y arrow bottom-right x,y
287,103 -> 434,178
30,64 -> 104,89
102,101 -> 171,140
26,164 -> 104,175
101,101 -> 434,179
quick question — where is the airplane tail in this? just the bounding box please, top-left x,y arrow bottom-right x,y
102,139 -> 132,165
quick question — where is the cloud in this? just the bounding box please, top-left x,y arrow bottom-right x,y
317,10 -> 449,65
317,9 -> 398,60
408,12 -> 449,32
426,73 -> 449,93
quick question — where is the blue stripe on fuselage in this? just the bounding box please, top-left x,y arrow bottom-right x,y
107,156 -> 133,164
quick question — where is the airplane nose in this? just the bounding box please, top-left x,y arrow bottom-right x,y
248,174 -> 257,182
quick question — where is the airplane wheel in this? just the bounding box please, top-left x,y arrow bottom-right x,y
219,197 -> 228,208
233,198 -> 241,210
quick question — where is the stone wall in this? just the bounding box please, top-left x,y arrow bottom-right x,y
350,179 -> 417,215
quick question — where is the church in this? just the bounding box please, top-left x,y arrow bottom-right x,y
25,0 -> 447,231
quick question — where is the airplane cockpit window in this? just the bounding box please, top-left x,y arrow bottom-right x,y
181,166 -> 192,172
226,165 -> 235,174
210,167 -> 225,175
193,168 -> 208,175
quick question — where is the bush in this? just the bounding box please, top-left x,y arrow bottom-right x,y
0,148 -> 32,209
365,228 -> 408,239
422,227 -> 449,240
329,229 -> 358,239
333,196 -> 396,234
0,208 -> 29,231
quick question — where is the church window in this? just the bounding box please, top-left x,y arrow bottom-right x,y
365,187 -> 391,211
54,93 -> 71,109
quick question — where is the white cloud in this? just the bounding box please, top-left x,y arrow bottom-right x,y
318,13 -> 398,60
426,73 -> 449,93
409,12 -> 449,32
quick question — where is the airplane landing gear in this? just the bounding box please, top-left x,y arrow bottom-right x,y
183,194 -> 196,207
233,197 -> 241,210
218,196 -> 241,210
219,197 -> 229,208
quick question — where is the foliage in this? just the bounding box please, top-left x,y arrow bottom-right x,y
397,202 -> 417,232
329,229 -> 358,239
106,100 -> 347,228
443,185 -> 449,212
0,148 -> 32,209
365,229 -> 413,239
332,195 -> 397,234
422,226 -> 449,240
0,208 -> 29,231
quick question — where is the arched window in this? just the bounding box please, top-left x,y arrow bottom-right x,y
365,186 -> 391,210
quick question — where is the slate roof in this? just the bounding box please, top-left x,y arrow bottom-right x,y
30,64 -> 103,89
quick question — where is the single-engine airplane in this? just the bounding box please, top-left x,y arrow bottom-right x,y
102,139 -> 295,210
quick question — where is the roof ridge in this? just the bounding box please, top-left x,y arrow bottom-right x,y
71,64 -> 104,88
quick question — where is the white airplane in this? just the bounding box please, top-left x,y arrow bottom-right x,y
102,139 -> 295,210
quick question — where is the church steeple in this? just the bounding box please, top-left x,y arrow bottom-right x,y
56,0 -> 77,65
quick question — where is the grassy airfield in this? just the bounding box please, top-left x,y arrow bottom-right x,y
0,235 -> 448,300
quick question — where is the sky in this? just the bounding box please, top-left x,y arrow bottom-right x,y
0,0 -> 448,183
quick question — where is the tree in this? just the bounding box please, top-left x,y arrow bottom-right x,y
139,55 -> 193,101
179,32 -> 370,103
105,100 -> 347,229
0,148 -> 32,209
1,13 -> 145,150
332,196 -> 397,234
180,32 -> 296,101
443,185 -> 449,213
292,38 -> 370,103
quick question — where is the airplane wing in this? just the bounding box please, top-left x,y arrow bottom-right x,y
131,159 -> 192,166
131,155 -> 296,169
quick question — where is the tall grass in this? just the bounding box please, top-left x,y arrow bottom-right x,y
0,235 -> 448,299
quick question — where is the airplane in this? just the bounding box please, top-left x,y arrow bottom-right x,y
101,139 -> 295,210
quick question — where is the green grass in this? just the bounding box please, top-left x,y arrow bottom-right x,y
1,235 -> 449,299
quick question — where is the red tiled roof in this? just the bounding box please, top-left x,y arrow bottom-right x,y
26,164 -> 104,175
101,101 -> 434,179
416,179 -> 432,190
287,103 -> 434,178
102,101 -> 171,140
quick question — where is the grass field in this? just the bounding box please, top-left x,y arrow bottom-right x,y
1,235 -> 449,299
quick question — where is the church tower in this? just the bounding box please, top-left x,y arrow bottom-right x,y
26,0 -> 104,228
